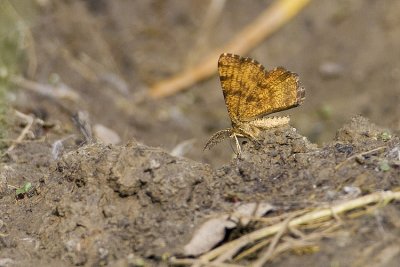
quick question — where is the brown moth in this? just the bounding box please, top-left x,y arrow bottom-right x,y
205,53 -> 305,155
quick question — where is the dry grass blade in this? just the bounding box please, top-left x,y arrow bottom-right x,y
60,48 -> 98,82
187,191 -> 400,265
169,257 -> 245,267
270,225 -> 339,260
10,75 -> 80,102
150,0 -> 311,98
3,110 -> 34,156
221,211 -> 303,263
253,208 -> 313,225
253,213 -> 297,267
335,146 -> 387,170
233,237 -> 272,261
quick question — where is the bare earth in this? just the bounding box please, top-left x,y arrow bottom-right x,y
0,1 -> 399,266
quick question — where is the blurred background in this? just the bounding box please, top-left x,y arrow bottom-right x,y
1,0 -> 399,166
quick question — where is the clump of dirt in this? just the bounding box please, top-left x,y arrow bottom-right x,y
1,116 -> 398,266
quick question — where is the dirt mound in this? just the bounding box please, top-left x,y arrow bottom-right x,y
1,116 -> 398,266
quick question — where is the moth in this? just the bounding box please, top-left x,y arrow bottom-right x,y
205,53 -> 305,155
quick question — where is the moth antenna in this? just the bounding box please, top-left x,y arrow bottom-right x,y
204,129 -> 232,151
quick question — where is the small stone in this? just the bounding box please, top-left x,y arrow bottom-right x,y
94,124 -> 121,145
319,61 -> 343,79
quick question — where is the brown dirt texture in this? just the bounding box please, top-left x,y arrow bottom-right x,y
0,1 -> 399,267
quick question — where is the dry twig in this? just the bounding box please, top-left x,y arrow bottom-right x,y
150,0 -> 311,98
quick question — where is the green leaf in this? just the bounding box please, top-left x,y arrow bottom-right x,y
379,160 -> 390,172
23,182 -> 32,192
15,188 -> 25,195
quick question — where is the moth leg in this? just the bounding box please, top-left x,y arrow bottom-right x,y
250,138 -> 262,149
243,130 -> 262,147
232,133 -> 242,157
